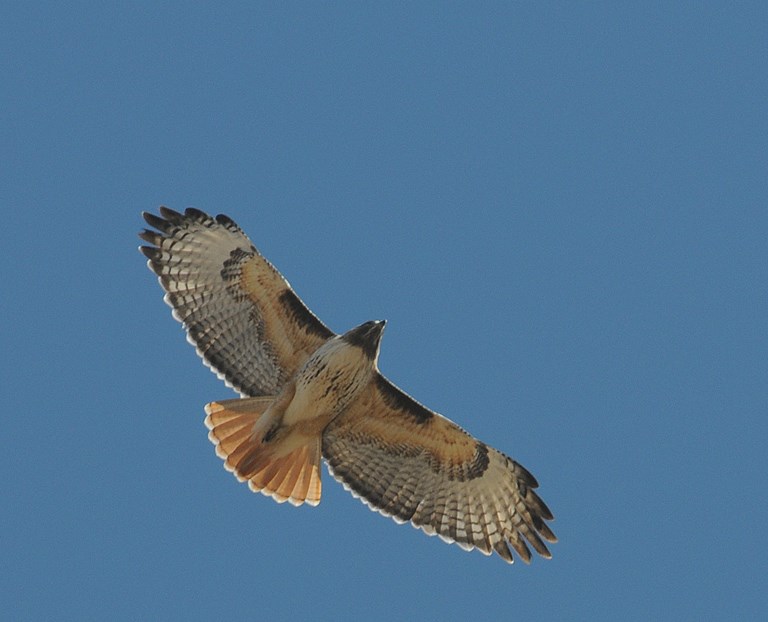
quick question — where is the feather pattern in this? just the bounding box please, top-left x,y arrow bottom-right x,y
140,207 -> 333,396
322,375 -> 556,563
140,207 -> 555,564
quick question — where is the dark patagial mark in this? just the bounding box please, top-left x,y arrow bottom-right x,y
375,375 -> 434,424
279,291 -> 335,340
343,320 -> 386,360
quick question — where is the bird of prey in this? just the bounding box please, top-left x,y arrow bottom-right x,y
139,207 -> 556,564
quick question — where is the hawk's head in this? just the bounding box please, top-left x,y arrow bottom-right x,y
343,320 -> 386,360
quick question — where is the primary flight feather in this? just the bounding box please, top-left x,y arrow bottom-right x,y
139,207 -> 556,564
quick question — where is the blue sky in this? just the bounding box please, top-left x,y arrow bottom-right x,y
2,2 -> 766,620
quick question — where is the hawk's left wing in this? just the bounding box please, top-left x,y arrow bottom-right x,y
140,207 -> 334,396
322,374 -> 556,563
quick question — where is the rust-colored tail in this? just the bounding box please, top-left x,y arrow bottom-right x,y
204,397 -> 322,507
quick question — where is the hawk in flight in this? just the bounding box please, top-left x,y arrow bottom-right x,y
139,207 -> 556,564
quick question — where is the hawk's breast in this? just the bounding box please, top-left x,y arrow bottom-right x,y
282,337 -> 374,427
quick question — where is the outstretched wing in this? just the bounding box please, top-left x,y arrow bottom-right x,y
322,374 -> 556,563
139,207 -> 334,396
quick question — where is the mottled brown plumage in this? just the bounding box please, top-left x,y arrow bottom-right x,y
140,207 -> 556,563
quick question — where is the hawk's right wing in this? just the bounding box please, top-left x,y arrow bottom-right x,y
139,207 -> 334,396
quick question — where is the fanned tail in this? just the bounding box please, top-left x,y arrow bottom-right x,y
204,397 -> 322,506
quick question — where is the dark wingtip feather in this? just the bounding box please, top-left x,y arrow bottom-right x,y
138,229 -> 162,244
142,211 -> 170,231
510,537 -> 532,564
538,522 -> 557,544
185,207 -> 209,220
139,246 -> 160,261
514,461 -> 540,488
525,488 -> 554,521
537,546 -> 553,560
215,213 -> 238,228
158,206 -> 184,223
493,540 -> 514,564
523,527 -> 551,558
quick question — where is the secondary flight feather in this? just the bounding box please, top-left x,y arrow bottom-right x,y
139,207 -> 556,564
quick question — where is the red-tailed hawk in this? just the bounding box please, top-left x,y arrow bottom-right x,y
139,207 -> 556,564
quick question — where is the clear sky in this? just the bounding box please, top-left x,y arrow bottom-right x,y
2,3 -> 766,620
